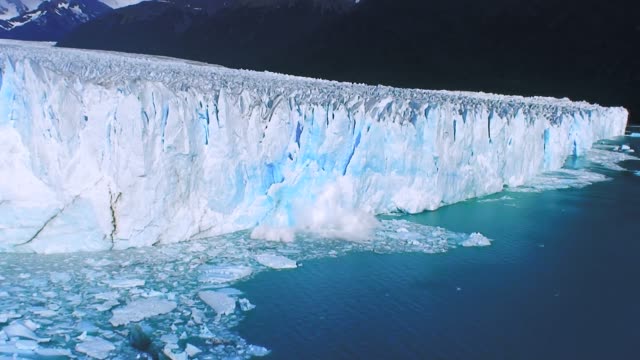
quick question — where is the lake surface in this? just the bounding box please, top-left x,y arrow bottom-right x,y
236,135 -> 640,360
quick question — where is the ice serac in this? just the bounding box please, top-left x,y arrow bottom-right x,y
0,40 -> 628,253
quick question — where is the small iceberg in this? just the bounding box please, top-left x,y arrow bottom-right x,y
461,233 -> 492,247
198,291 -> 236,317
255,254 -> 298,269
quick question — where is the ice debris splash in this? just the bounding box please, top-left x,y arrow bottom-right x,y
0,220 -> 491,359
0,40 -> 628,253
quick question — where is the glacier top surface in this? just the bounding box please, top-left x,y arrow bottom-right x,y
0,39 -> 622,115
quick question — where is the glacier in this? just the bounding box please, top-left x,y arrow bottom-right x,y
0,40 -> 628,253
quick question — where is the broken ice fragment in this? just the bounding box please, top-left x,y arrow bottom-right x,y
163,345 -> 188,360
75,336 -> 116,359
198,291 -> 236,316
35,348 -> 73,357
246,345 -> 270,357
197,265 -> 252,284
460,233 -> 492,247
104,278 -> 145,288
238,298 -> 256,311
255,254 -> 297,269
2,322 -> 50,342
185,343 -> 201,357
110,298 -> 177,326
0,313 -> 21,324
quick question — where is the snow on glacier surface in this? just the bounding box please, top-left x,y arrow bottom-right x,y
0,39 -> 629,253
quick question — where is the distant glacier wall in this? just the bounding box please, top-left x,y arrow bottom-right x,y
0,41 -> 628,253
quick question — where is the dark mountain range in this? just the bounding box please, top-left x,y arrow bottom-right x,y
58,0 -> 640,122
0,0 -> 117,41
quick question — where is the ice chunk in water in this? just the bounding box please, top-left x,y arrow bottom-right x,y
0,313 -> 21,324
35,348 -> 73,357
246,344 -> 270,357
2,322 -> 49,342
185,343 -> 202,357
75,336 -> 115,359
110,298 -> 177,326
198,291 -> 236,317
14,340 -> 38,350
461,233 -> 492,247
163,345 -> 188,360
197,265 -> 253,284
238,298 -> 256,311
255,254 -> 297,269
104,278 -> 145,288
49,272 -> 71,284
95,300 -> 119,312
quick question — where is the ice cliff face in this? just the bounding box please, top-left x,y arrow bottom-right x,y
0,40 -> 628,253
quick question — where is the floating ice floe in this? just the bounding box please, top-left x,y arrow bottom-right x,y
34,347 -> 74,357
246,345 -> 271,357
49,272 -> 72,284
198,291 -> 236,317
461,233 -> 492,247
104,278 -> 146,288
94,300 -> 119,312
185,343 -> 202,357
255,254 -> 298,269
163,345 -> 188,360
2,322 -> 50,342
629,132 -> 640,138
238,298 -> 256,311
197,265 -> 253,284
75,336 -> 116,359
0,313 -> 20,324
109,298 -> 177,326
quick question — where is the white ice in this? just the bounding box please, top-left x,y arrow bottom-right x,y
198,291 -> 236,317
109,298 -> 177,326
75,336 -> 115,360
460,233 -> 492,247
255,254 -> 298,269
103,278 -> 145,288
197,265 -> 253,284
2,322 -> 49,342
0,40 -> 629,253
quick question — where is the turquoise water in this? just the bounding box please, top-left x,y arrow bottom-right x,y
236,137 -> 640,359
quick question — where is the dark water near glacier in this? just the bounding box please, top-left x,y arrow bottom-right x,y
237,137 -> 640,360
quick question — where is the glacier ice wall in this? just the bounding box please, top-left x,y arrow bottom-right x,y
0,40 -> 628,253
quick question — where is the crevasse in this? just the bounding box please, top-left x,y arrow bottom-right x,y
0,40 -> 628,253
